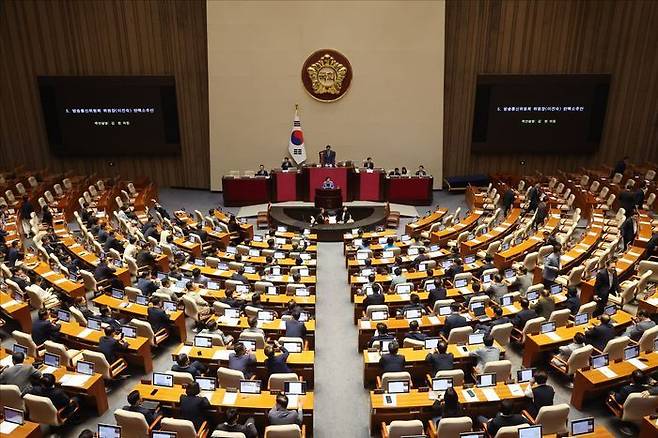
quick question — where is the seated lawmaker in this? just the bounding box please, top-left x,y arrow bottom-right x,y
337,206 -> 352,223
32,309 -> 61,345
425,341 -> 454,374
321,177 -> 336,189
614,370 -> 648,404
363,157 -> 375,169
172,353 -> 206,377
389,167 -> 401,176
179,381 -> 211,430
268,394 -> 303,426
123,390 -> 157,424
379,340 -> 406,373
480,399 -> 528,437
281,157 -> 293,170
255,164 -> 269,176
415,165 -> 428,176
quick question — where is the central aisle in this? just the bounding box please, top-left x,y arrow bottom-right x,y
313,242 -> 370,437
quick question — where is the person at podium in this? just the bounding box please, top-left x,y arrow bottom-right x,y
364,157 -> 375,169
255,164 -> 268,176
281,157 -> 293,170
322,177 -> 336,189
321,144 -> 336,166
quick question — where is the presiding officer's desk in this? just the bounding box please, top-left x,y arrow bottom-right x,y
522,310 -> 634,367
172,343 -> 315,386
57,320 -> 154,372
221,175 -> 271,207
0,290 -> 32,332
134,382 -> 314,433
362,341 -> 506,388
572,350 -> 658,409
210,315 -> 315,349
369,382 -> 526,431
93,293 -> 187,342
0,350 -> 109,415
314,187 -> 342,209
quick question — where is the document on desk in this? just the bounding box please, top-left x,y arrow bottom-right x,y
42,271 -> 56,278
627,358 -> 648,370
1,299 -> 18,309
461,389 -> 479,402
505,305 -> 517,314
54,278 -> 68,285
41,366 -> 58,375
220,317 -> 240,327
597,366 -> 617,378
60,373 -> 91,387
213,350 -> 231,360
0,421 -> 19,434
647,297 -> 658,306
222,392 -> 237,405
78,328 -> 94,338
360,320 -> 372,329
367,352 -> 381,362
0,355 -> 14,367
382,394 -> 397,406
482,388 -> 500,401
287,394 -> 299,409
428,316 -> 440,325
545,332 -> 562,341
508,384 -> 525,397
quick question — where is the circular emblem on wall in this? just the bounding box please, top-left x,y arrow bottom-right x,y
301,49 -> 353,102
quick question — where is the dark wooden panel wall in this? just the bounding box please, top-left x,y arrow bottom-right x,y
0,0 -> 209,188
443,0 -> 658,179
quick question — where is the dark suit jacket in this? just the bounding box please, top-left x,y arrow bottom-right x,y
615,383 -> 647,403
179,394 -> 211,429
147,307 -> 170,333
528,187 -> 540,211
32,319 -> 60,345
364,293 -> 385,308
502,189 -> 516,211
425,352 -> 454,374
621,217 -> 636,247
593,269 -> 619,303
488,414 -> 528,437
528,384 -> 555,417
265,347 -> 291,376
285,320 -> 307,338
321,150 -> 336,165
98,335 -> 127,363
122,404 -> 156,425
428,287 -> 447,307
443,313 -> 468,336
512,309 -> 537,329
103,236 -> 123,253
564,295 -> 581,315
172,361 -> 205,377
618,190 -> 636,214
379,353 -> 406,373
94,263 -> 115,281
586,322 -> 616,350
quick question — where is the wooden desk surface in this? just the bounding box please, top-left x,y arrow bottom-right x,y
640,415 -> 658,438
172,343 -> 314,365
363,342 -> 506,365
0,290 -> 31,332
58,320 -> 149,352
215,251 -> 317,266
212,315 -> 315,333
405,208 -> 448,236
179,263 -> 317,285
24,258 -> 86,298
494,210 -> 561,267
344,229 -> 398,241
200,288 -> 316,306
135,383 -> 314,410
0,419 -> 42,438
431,210 -> 484,245
461,208 -> 522,254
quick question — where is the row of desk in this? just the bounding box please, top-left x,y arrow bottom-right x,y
222,167 -> 433,206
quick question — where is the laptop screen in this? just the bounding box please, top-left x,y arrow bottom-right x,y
196,377 -> 216,391
380,340 -> 393,354
111,288 -> 125,299
136,295 -> 149,306
570,418 -> 595,436
76,360 -> 95,375
432,377 -> 453,391
604,305 -> 617,316
550,284 -> 562,295
56,309 -> 70,322
249,249 -> 260,257
517,368 -> 535,383
526,291 -> 539,301
239,379 -> 261,394
87,317 -> 102,331
224,308 -> 240,319
468,333 -> 485,345
540,322 -> 556,334
97,424 -> 121,438
257,311 -> 275,321
407,248 -> 419,256
425,282 -> 436,291
397,284 -> 412,294
194,259 -> 204,266
207,281 -> 219,290
44,352 -> 60,368
163,300 -> 177,312
383,250 -> 394,258
574,313 -> 589,326
624,345 -> 640,360
299,312 -> 310,322
284,381 -> 307,395
152,432 -> 177,438
460,433 -> 485,438
121,325 -> 137,338
438,306 -> 452,316
476,373 -> 496,387
518,425 -> 542,438
153,372 -> 174,387
226,246 -> 237,254
424,337 -> 439,349
236,284 -> 249,293
504,269 -> 515,278
267,286 -> 278,295
356,252 -> 368,260
386,380 -> 410,394
194,336 -> 213,348
590,354 -> 609,369
500,295 -> 513,306
12,344 -> 28,356
295,288 -> 310,297
371,310 -> 388,321
464,255 -> 475,264
3,407 -> 23,425
404,309 -> 422,319
454,279 -> 468,288
482,273 -> 492,283
240,340 -> 257,351
283,341 -> 303,353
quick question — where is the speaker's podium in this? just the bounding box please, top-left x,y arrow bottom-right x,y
315,188 -> 342,209
306,166 -> 349,202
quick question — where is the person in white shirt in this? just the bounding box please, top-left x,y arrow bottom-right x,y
123,236 -> 138,261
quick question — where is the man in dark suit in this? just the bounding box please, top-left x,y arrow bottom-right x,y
511,298 -> 537,329
193,224 -> 208,243
363,157 -> 375,169
585,314 -> 616,351
369,323 -> 395,348
621,212 -> 638,249
363,284 -> 386,308
268,394 -> 303,425
425,341 -> 454,374
321,144 -> 336,166
147,297 -> 170,334
29,373 -> 80,418
445,259 -> 464,281
532,201 -> 548,230
484,400 -> 528,437
634,181 -> 647,209
564,286 -> 581,315
281,157 -> 293,170
527,183 -> 541,212
646,232 -> 658,256
427,278 -> 448,308
611,156 -> 628,177
524,371 -> 555,417
403,320 -> 427,342
214,408 -> 258,438
593,260 -> 619,315
379,340 -> 406,373
32,309 -> 61,345
477,306 -> 511,337
172,353 -> 206,377
618,187 -> 637,216
123,390 -> 156,424
442,303 -> 468,337
502,186 -> 516,215
614,370 -> 648,403
231,267 -> 249,284
179,381 -> 211,430
94,258 -> 116,281
7,241 -> 22,266
285,311 -> 307,338
98,326 -> 128,364
264,342 -> 292,377
103,231 -> 124,253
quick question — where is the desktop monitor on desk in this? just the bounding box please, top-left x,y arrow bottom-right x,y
98,424 -> 121,438
570,417 -> 595,436
518,425 -> 542,438
386,380 -> 410,394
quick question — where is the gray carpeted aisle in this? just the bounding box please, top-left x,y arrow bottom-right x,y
313,242 -> 369,437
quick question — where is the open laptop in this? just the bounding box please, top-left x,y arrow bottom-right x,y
196,376 -> 216,400
550,284 -> 562,295
540,321 -> 556,334
12,344 -> 28,356
257,310 -> 275,321
623,345 -> 640,360
76,360 -> 95,375
526,290 -> 539,301
518,425 -> 542,438
56,309 -> 70,322
153,372 -> 174,388
574,313 -> 589,326
424,337 -> 440,350
87,317 -> 102,331
121,325 -> 137,338
194,336 -> 213,348
152,432 -> 177,438
98,424 -> 121,438
371,310 -> 389,321
468,333 -> 485,345
570,417 -> 595,436
476,373 -> 496,388
517,368 -> 535,383
386,380 -> 410,394
239,379 -> 261,394
460,433 -> 485,438
111,288 -> 125,299
284,381 -> 307,395
2,407 -> 24,426
396,284 -> 412,294
282,340 -> 303,353
430,377 -> 453,399
589,353 -> 609,370
404,308 -> 423,320
43,352 -> 60,369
